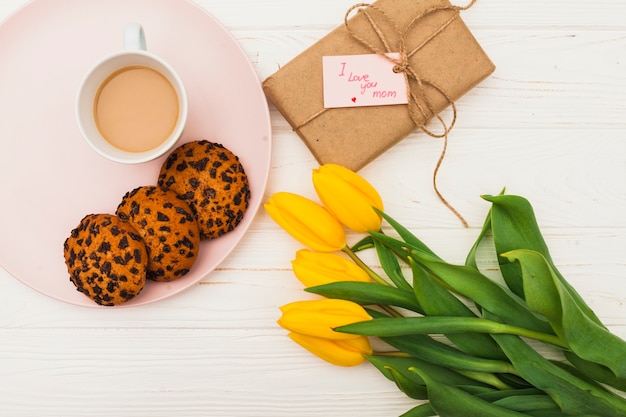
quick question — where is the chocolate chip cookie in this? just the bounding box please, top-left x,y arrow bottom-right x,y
157,140 -> 250,240
63,213 -> 147,306
116,185 -> 200,282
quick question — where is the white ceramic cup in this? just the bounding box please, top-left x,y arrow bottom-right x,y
76,23 -> 188,164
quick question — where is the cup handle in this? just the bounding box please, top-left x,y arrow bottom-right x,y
124,23 -> 147,51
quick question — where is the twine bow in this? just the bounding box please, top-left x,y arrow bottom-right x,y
344,0 -> 477,227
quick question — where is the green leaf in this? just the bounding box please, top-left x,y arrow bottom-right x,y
454,370 -> 514,390
491,395 -> 558,412
455,384 -> 498,395
498,373 -> 534,389
375,208 -> 439,258
368,355 -> 493,389
549,359 -> 609,390
366,356 -> 428,399
525,412 -> 602,417
486,317 -> 626,417
399,403 -> 436,417
465,208 -> 492,270
409,249 -> 554,335
373,237 -> 413,291
481,194 -> 550,298
364,310 -> 518,376
410,366 -> 531,417
337,316 -> 564,348
564,351 -> 626,391
501,250 -> 563,330
369,231 -> 435,263
378,333 -> 517,375
411,259 -> 507,360
350,235 -> 374,252
475,388 -> 545,403
483,194 -> 604,327
383,365 -> 428,400
305,281 -> 423,314
504,249 -> 626,379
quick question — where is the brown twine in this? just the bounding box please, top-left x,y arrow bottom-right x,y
296,1 -> 477,227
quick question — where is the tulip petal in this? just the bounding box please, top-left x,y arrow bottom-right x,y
264,192 -> 346,252
279,299 -> 372,319
278,299 -> 373,340
313,164 -> 383,233
291,249 -> 371,287
318,164 -> 383,210
278,311 -> 369,339
335,336 -> 373,355
288,332 -> 370,366
315,177 -> 381,232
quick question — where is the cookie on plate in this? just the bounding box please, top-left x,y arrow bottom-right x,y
63,213 -> 147,306
157,140 -> 250,240
116,185 -> 200,282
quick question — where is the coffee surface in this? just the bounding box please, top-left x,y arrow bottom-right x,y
94,65 -> 179,152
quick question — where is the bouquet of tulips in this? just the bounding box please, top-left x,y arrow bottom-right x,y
265,164 -> 626,417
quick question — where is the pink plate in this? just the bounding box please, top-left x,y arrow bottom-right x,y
0,0 -> 272,307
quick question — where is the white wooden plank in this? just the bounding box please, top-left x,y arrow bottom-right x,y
0,0 -> 625,416
0,328 -> 417,417
266,126 -> 626,228
190,0 -> 626,29
2,1 -> 626,31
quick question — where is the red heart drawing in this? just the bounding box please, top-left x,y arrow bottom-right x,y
351,97 -> 357,103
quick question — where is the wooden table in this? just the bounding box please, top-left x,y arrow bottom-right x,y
0,1 -> 624,416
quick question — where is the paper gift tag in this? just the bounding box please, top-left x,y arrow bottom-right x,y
322,53 -> 408,108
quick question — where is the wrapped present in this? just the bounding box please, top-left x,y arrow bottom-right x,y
263,0 -> 495,172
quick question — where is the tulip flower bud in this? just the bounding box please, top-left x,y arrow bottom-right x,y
291,249 -> 371,288
287,332 -> 372,367
264,192 -> 346,252
277,299 -> 373,340
312,164 -> 384,233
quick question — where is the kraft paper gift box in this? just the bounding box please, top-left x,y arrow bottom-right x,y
262,0 -> 495,171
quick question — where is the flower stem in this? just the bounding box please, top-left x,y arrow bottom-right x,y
341,246 -> 405,318
373,350 -> 412,358
379,305 -> 404,318
343,246 -> 389,286
455,370 -> 515,390
494,322 -> 567,349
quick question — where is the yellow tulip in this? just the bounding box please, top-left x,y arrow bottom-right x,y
264,192 -> 346,252
291,249 -> 371,287
277,299 -> 373,340
312,164 -> 384,233
287,332 -> 372,366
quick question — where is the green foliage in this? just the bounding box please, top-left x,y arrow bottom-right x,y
340,193 -> 626,416
306,281 -> 423,314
